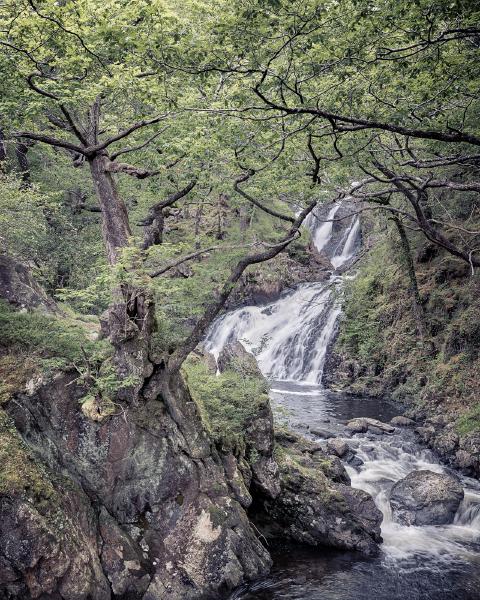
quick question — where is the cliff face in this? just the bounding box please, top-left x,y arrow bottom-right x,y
0,254 -> 383,600
1,371 -> 271,600
0,348 -> 383,600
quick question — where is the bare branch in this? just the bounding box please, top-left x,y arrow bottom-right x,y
234,170 -> 295,223
13,131 -> 86,155
167,198 -> 317,373
110,128 -> 168,160
91,114 -> 170,153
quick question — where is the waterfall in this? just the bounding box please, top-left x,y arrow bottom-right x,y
205,202 -> 360,383
309,203 -> 341,252
331,217 -> 360,269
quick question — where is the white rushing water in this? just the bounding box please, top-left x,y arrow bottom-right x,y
205,202 -> 357,382
207,200 -> 480,589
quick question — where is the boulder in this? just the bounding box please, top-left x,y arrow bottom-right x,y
326,438 -> 349,458
310,428 -> 335,439
217,341 -> 264,379
390,416 -> 415,427
346,418 -> 368,433
256,435 -> 382,555
432,430 -> 459,455
346,417 -> 395,435
415,426 -> 436,443
390,470 -> 464,526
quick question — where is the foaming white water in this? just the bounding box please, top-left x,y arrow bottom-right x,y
331,217 -> 360,269
205,281 -> 340,383
308,203 -> 341,252
205,197 -> 480,564
205,202 -> 361,382
344,435 -> 480,561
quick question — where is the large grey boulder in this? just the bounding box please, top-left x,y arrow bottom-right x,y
390,470 -> 464,526
327,438 -> 349,458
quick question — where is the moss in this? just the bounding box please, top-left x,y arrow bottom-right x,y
0,353 -> 38,405
208,504 -> 227,528
80,394 -> 118,422
456,403 -> 480,436
182,355 -> 268,454
0,409 -> 57,510
0,299 -> 110,374
332,226 -> 480,431
275,442 -> 343,505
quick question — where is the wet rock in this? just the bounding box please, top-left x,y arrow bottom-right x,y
327,438 -> 349,458
310,428 -> 335,439
245,400 -> 281,500
457,433 -> 480,477
415,426 -> 436,443
390,416 -> 415,427
432,430 -> 459,455
346,418 -> 368,433
346,453 -> 364,468
4,371 -> 272,600
346,418 -> 395,435
254,432 -> 381,555
455,449 -> 476,470
390,470 -> 464,526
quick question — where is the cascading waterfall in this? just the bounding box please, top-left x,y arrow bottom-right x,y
209,200 -> 480,600
205,203 -> 357,383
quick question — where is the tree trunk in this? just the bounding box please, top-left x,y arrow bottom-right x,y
89,152 -> 155,401
15,142 -> 30,186
391,216 -> 427,341
194,204 -> 203,250
142,208 -> 165,249
0,128 -> 6,162
89,153 -> 132,265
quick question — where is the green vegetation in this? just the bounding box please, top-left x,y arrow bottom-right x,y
0,409 -> 57,507
183,356 -> 268,453
334,215 -> 480,434
0,0 -> 478,436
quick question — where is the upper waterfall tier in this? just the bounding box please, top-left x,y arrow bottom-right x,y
205,201 -> 361,384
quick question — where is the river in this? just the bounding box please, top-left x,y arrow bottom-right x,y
205,203 -> 480,600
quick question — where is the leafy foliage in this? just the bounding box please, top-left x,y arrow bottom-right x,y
183,355 -> 268,453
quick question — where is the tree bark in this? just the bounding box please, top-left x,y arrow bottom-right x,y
89,153 -> 132,265
0,128 -> 6,162
89,152 -> 155,401
15,141 -> 30,186
391,216 -> 427,341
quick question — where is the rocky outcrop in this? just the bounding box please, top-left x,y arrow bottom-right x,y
1,342 -> 384,598
2,371 -> 271,600
0,254 -> 58,313
251,431 -> 382,556
216,342 -> 280,500
411,408 -> 480,478
390,469 -> 464,526
0,410 -> 110,599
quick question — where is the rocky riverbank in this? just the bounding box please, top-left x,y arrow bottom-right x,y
0,336 -> 383,600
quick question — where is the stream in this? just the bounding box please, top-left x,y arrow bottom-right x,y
205,203 -> 480,600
